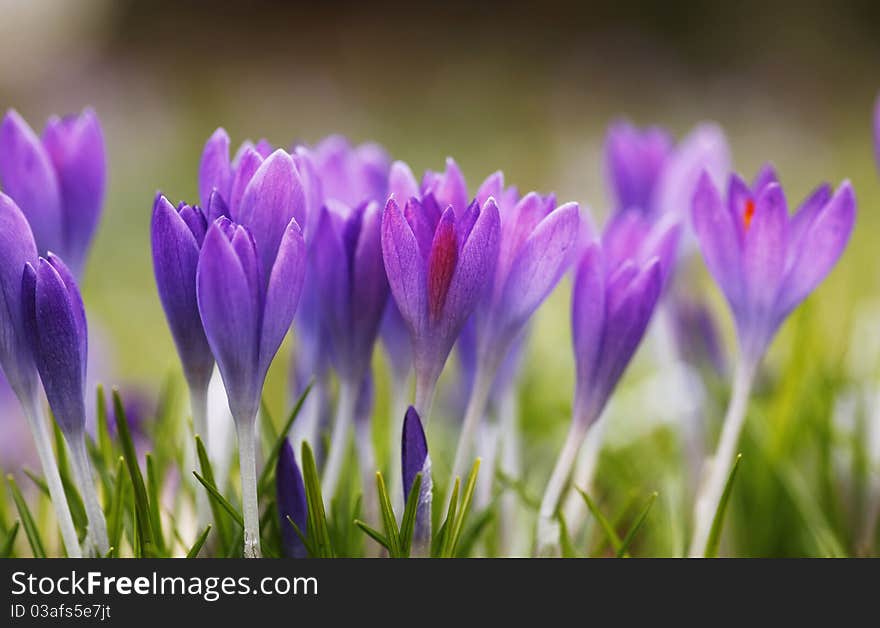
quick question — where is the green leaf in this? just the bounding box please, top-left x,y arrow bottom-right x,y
444,459 -> 481,558
375,471 -> 402,557
95,384 -> 114,471
557,512 -> 578,558
23,467 -> 88,539
705,454 -> 742,558
192,471 -> 244,527
455,507 -> 494,558
6,475 -> 45,558
145,454 -> 166,555
576,487 -> 623,555
107,457 -> 127,553
354,519 -> 391,551
1,521 -> 20,557
186,525 -> 212,558
113,388 -> 156,557
285,515 -> 316,556
398,473 -> 422,556
257,384 -> 311,498
436,479 -> 459,558
300,442 -> 333,558
617,492 -> 657,558
194,435 -> 229,547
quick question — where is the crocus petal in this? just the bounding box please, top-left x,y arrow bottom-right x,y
691,172 -> 743,308
776,182 -> 855,318
41,109 -> 106,276
197,221 -> 260,420
476,171 -> 504,208
743,183 -> 789,314
31,258 -> 87,435
490,202 -> 579,352
0,110 -> 63,256
380,300 -> 413,381
45,254 -> 87,386
382,197 -> 427,334
198,128 -> 232,209
0,193 -> 38,396
276,439 -> 308,558
752,163 -> 779,193
571,244 -> 606,411
238,150 -> 306,283
227,148 -> 264,218
151,196 -> 214,389
427,208 -> 459,323
428,157 -> 469,216
443,199 -> 501,325
788,183 -> 832,253
388,161 -> 419,205
258,218 -> 305,378
312,207 -> 351,367
604,122 -> 672,213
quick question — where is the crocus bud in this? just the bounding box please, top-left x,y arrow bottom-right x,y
0,109 -> 105,277
21,255 -> 88,436
151,195 -> 214,391
276,440 -> 308,558
310,135 -> 390,209
421,157 -> 468,218
691,167 -> 856,364
196,216 -> 306,423
0,192 -> 39,398
402,406 -> 432,553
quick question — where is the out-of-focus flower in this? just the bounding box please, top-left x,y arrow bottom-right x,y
668,293 -> 727,377
196,215 -> 305,557
604,122 -> 673,215
537,240 -> 663,553
0,109 -> 105,277
691,166 -> 856,364
309,135 -> 389,209
151,196 -> 214,394
601,209 -> 680,288
402,405 -> 432,554
22,253 -> 108,555
276,439 -> 308,559
382,194 -> 501,417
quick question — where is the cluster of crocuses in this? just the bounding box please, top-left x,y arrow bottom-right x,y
0,97 -> 864,559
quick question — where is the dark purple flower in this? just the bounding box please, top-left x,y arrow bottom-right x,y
402,405 -> 432,551
151,195 -> 214,392
277,439 -> 308,558
0,109 -> 105,277
382,194 -> 501,416
0,192 -> 39,398
196,216 -> 306,423
691,166 -> 856,363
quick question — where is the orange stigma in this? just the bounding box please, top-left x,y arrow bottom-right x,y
743,199 -> 755,230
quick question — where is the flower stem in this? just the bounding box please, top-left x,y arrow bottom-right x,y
321,380 -> 356,507
449,364 -> 493,495
68,430 -> 109,556
535,418 -> 589,556
559,416 -> 608,535
413,373 -> 437,425
235,418 -> 261,558
688,358 -> 756,557
20,394 -> 81,558
189,382 -> 211,529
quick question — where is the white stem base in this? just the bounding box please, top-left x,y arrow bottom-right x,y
321,382 -> 356,507
68,431 -> 109,556
236,419 -> 261,558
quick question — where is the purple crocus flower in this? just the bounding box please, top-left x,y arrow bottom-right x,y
402,405 -> 432,555
0,109 -> 105,277
310,135 -> 390,209
604,122 -> 673,215
691,166 -> 855,364
537,240 -> 663,553
451,192 -> 580,482
688,166 -> 855,557
22,253 -> 109,555
276,439 -> 308,559
0,193 -> 80,556
197,215 -> 306,557
382,194 -> 501,418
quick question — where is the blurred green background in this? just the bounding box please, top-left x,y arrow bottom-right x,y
1,0 -> 879,556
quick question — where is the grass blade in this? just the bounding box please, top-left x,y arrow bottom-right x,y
186,525 -> 212,558
354,519 -> 391,552
145,454 -> 166,555
192,471 -> 243,527
194,435 -> 229,547
113,388 -> 156,557
617,492 -> 657,558
399,473 -> 422,556
375,472 -> 401,556
300,442 -> 333,558
576,487 -> 623,555
705,454 -> 742,558
6,475 -> 46,558
436,479 -> 460,558
446,459 -> 481,558
1,521 -> 20,557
